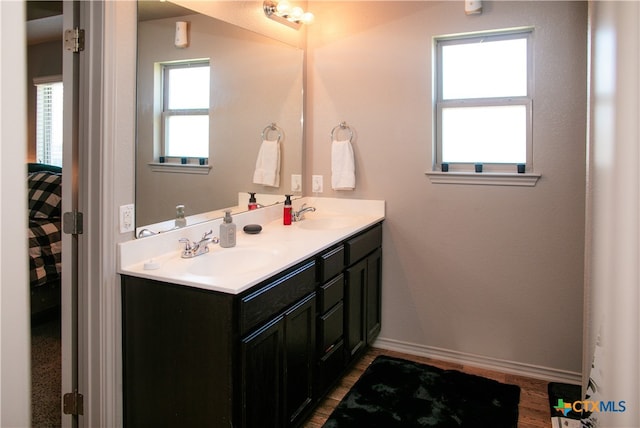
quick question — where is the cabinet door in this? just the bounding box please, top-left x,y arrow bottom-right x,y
241,317 -> 284,428
366,248 -> 382,344
284,293 -> 316,426
345,258 -> 367,360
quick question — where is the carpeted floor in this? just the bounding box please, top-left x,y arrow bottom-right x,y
31,315 -> 61,428
323,355 -> 521,428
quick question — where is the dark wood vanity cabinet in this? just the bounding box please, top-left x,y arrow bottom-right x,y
344,225 -> 383,364
241,292 -> 316,427
121,222 -> 382,427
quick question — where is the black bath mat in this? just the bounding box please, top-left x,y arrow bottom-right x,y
323,355 -> 520,428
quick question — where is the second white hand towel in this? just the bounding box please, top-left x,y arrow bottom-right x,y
253,139 -> 280,187
331,139 -> 355,190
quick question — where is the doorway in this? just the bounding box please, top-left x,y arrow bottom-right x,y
26,1 -> 77,427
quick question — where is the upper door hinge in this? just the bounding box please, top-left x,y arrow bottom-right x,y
63,211 -> 84,235
63,390 -> 84,416
64,28 -> 85,53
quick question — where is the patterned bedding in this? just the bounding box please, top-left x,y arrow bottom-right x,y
28,170 -> 62,288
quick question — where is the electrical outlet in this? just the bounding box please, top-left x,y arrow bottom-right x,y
312,175 -> 323,193
119,204 -> 135,233
291,174 -> 302,192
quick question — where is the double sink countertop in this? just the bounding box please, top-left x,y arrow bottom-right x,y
117,197 -> 385,294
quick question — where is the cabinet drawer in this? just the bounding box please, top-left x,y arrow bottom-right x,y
319,301 -> 343,353
345,223 -> 382,265
316,340 -> 344,395
240,261 -> 316,336
318,245 -> 344,282
318,274 -> 344,313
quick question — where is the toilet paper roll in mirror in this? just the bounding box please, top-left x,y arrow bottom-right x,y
175,21 -> 188,48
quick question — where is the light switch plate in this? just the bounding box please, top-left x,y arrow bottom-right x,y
119,204 -> 135,233
312,175 -> 323,193
291,174 -> 302,192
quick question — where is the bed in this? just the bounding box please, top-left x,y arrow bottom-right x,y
28,163 -> 62,317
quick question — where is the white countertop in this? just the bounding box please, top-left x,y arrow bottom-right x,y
118,197 -> 385,294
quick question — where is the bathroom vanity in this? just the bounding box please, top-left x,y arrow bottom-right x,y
118,198 -> 384,427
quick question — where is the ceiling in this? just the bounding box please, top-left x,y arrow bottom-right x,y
26,1 -> 62,45
26,1 -> 195,45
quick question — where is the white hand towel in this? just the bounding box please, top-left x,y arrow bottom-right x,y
331,139 -> 355,190
253,139 -> 281,187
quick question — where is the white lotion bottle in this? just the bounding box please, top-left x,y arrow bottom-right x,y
219,210 -> 236,248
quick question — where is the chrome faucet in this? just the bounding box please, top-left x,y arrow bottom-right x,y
292,203 -> 316,222
179,230 -> 219,258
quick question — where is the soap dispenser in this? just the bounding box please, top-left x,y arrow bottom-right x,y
175,204 -> 187,228
283,195 -> 292,225
220,210 -> 236,248
248,192 -> 257,210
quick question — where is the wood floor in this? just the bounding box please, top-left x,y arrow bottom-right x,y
304,347 -> 552,428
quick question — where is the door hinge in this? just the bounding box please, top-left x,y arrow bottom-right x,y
63,390 -> 84,416
63,211 -> 84,235
64,28 -> 85,53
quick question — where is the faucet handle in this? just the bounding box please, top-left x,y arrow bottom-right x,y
179,237 -> 194,251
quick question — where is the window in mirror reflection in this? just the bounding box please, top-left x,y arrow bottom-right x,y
162,60 -> 210,158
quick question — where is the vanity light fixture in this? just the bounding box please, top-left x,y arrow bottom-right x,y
263,0 -> 314,30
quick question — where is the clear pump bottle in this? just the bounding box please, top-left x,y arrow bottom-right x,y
175,204 -> 187,228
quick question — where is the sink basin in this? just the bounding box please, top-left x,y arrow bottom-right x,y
177,246 -> 282,278
297,216 -> 359,230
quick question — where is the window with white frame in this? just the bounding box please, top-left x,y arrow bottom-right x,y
35,77 -> 63,167
162,61 -> 210,159
434,29 -> 533,173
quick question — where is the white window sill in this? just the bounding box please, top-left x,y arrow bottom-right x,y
148,162 -> 212,175
425,171 -> 541,186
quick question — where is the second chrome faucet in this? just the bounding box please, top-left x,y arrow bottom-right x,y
292,204 -> 316,222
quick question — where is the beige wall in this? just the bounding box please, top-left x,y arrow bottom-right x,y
306,1 -> 587,373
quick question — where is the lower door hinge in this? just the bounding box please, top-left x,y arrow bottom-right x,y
63,391 -> 84,416
64,28 -> 85,53
63,211 -> 84,235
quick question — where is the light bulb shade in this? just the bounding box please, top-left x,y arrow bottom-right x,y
276,0 -> 291,14
301,12 -> 314,25
290,6 -> 303,21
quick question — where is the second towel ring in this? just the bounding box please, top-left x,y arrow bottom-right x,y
262,123 -> 283,142
331,122 -> 354,142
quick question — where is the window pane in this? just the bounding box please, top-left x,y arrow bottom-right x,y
35,82 -> 63,167
167,66 -> 210,110
165,115 -> 209,157
442,105 -> 526,164
442,38 -> 527,100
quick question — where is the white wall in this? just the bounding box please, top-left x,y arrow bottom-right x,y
306,1 -> 587,376
585,1 -> 640,426
0,1 -> 31,426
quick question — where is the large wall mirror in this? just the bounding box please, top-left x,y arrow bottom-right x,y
136,1 -> 303,230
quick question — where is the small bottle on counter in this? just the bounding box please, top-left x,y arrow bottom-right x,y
175,204 -> 187,228
248,192 -> 258,210
219,210 -> 236,248
283,194 -> 292,226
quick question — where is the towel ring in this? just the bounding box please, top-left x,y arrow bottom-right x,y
261,123 -> 282,143
330,121 -> 354,142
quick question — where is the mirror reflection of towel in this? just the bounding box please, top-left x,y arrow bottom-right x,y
253,139 -> 280,187
332,139 -> 355,190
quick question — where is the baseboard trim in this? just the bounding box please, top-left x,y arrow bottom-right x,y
372,337 -> 582,385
